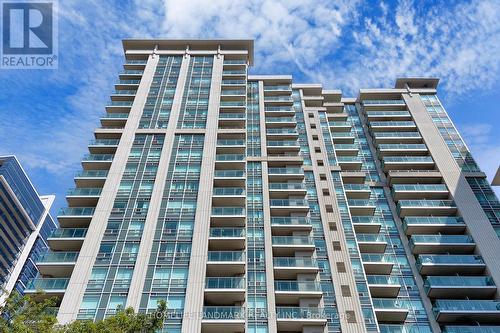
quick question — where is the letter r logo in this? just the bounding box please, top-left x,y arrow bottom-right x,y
2,2 -> 53,54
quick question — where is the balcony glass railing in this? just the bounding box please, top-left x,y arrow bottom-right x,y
267,141 -> 299,147
223,60 -> 247,65
107,101 -> 133,107
269,183 -> 305,190
275,281 -> 321,292
205,277 -> 245,289
100,113 -> 129,119
410,235 -> 474,244
112,89 -> 137,95
370,121 -> 416,127
214,170 -> 245,178
273,257 -> 317,267
213,187 -> 245,196
207,251 -> 245,262
348,199 -> 376,207
424,276 -> 495,288
372,298 -> 410,309
220,89 -> 246,96
383,156 -> 433,163
271,217 -> 311,225
276,307 -> 326,319
335,144 -> 358,150
67,188 -> 102,196
331,132 -> 354,137
217,139 -> 245,146
218,113 -> 245,119
337,156 -> 362,162
363,100 -> 405,105
330,121 -> 352,127
403,217 -> 463,227
272,236 -> 314,246
49,228 -> 87,238
82,154 -> 114,161
120,70 -> 143,75
215,154 -> 245,161
433,300 -> 500,313
357,234 -> 387,242
220,101 -> 246,107
351,216 -> 383,224
344,184 -> 371,191
361,254 -> 395,263
416,255 -> 484,266
442,326 -> 500,333
58,207 -> 95,216
393,184 -> 448,192
373,131 -> 422,138
366,275 -> 401,285
74,170 -> 108,178
398,200 -> 456,208
265,106 -> 294,112
270,199 -> 309,207
88,139 -> 120,146
264,85 -> 292,91
124,59 -> 147,65
209,228 -> 245,238
38,251 -> 78,263
268,167 -> 303,174
222,70 -> 246,75
211,207 -> 245,215
264,97 -> 293,102
265,117 -> 295,123
117,79 -> 140,84
222,80 -> 246,85
26,278 -> 69,291
366,111 -> 411,116
378,144 -> 427,150
203,306 -> 245,319
266,128 -> 298,134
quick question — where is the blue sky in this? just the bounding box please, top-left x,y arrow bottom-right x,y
0,0 -> 499,216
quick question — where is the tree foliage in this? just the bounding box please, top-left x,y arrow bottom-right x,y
0,291 -> 167,333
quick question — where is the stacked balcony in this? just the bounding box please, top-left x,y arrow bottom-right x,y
219,59 -> 246,131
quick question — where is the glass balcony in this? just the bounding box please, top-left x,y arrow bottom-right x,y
378,144 -> 427,151
222,79 -> 246,85
82,154 -> 114,161
67,188 -> 102,196
335,144 -> 358,150
38,251 -> 78,263
416,255 -> 486,275
88,139 -> 120,146
107,101 -> 133,107
205,277 -> 245,289
219,112 -> 245,119
271,216 -> 311,226
393,184 -> 448,192
124,60 -> 147,65
397,200 -> 457,217
211,207 -> 245,215
367,275 -> 401,285
269,183 -> 305,190
403,216 -> 465,234
214,170 -> 245,178
120,70 -> 143,75
265,106 -> 294,112
273,257 -> 317,267
58,207 -> 95,216
209,228 -> 245,238
220,89 -> 246,96
265,117 -> 295,123
331,132 -> 354,137
266,128 -> 298,135
411,234 -> 473,244
264,85 -> 292,91
223,60 -> 247,65
217,139 -> 245,146
348,199 -> 376,215
357,234 -> 387,242
363,100 -> 405,105
383,156 -> 433,163
366,111 -> 411,117
374,131 -> 421,138
272,236 -> 314,246
275,281 -> 321,292
433,300 -> 500,323
213,187 -> 245,196
264,97 -> 293,103
202,306 -> 245,320
270,199 -> 309,207
25,278 -> 69,291
100,113 -> 129,120
424,276 -> 495,293
373,298 -> 410,309
207,251 -> 245,262
348,199 -> 376,206
117,79 -> 140,84
49,228 -> 88,238
410,235 -> 475,254
222,70 -> 246,75
351,216 -> 383,233
267,140 -> 299,147
215,154 -> 245,161
370,121 -> 416,128
219,101 -> 246,107
268,167 -> 303,175
74,170 -> 108,178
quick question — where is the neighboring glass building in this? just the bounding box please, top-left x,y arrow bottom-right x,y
0,156 -> 56,302
32,40 -> 500,333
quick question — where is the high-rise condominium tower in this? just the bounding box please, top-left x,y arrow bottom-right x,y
0,156 -> 56,303
28,40 -> 500,333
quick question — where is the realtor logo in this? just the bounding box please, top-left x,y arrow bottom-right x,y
1,0 -> 58,69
